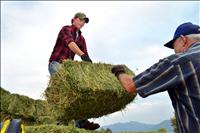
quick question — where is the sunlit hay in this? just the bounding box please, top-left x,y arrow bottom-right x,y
45,60 -> 136,123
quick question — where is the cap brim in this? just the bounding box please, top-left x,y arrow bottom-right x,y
84,18 -> 89,23
164,39 -> 176,49
79,17 -> 89,23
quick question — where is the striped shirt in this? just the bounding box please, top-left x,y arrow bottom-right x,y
134,42 -> 200,133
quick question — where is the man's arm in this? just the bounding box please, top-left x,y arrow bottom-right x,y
112,57 -> 183,98
69,42 -> 92,62
59,26 -> 85,56
68,42 -> 84,56
118,73 -> 137,94
68,42 -> 92,62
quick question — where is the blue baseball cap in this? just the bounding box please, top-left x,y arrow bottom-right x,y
164,22 -> 200,49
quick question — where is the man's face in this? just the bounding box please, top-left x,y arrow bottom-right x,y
173,36 -> 187,53
73,18 -> 86,30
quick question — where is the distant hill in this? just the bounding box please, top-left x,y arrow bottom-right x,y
102,120 -> 173,133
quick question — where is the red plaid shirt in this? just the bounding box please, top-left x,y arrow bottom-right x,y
49,25 -> 89,63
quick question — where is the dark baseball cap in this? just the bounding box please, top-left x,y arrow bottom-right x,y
74,12 -> 89,23
164,22 -> 200,49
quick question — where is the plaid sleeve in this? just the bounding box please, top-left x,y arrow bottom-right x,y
81,36 -> 89,56
133,57 -> 182,98
59,26 -> 75,46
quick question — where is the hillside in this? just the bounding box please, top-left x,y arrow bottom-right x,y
102,120 -> 173,132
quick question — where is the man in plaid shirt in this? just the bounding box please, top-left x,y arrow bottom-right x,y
48,12 -> 99,130
112,22 -> 200,133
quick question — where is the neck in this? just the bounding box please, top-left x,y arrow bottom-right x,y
187,40 -> 199,49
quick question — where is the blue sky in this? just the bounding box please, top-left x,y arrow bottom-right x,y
1,1 -> 199,126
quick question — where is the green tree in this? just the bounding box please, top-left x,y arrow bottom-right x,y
171,115 -> 178,133
99,128 -> 112,133
158,128 -> 167,133
105,128 -> 112,133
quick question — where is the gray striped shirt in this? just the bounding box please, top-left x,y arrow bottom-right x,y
134,43 -> 200,133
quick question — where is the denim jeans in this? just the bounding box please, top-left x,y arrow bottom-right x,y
48,61 -> 61,76
48,61 -> 87,128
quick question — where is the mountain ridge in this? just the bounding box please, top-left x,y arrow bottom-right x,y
101,120 -> 173,133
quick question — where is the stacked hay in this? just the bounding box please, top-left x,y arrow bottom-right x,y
45,60 -> 136,123
0,87 -> 54,125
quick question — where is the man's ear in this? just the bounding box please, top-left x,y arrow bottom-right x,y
180,35 -> 188,48
72,18 -> 76,24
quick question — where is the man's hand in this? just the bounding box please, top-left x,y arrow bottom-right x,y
112,65 -> 126,78
81,54 -> 92,63
112,65 -> 136,93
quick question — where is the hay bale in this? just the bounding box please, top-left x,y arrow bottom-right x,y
7,94 -> 36,119
0,87 -> 54,125
45,60 -> 136,122
1,87 -> 35,123
34,100 -> 55,124
0,88 -> 11,113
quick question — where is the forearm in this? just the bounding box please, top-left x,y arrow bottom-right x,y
118,74 -> 137,93
68,42 -> 85,56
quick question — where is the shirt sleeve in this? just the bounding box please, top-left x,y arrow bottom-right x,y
81,36 -> 89,56
59,26 -> 75,46
133,56 -> 183,98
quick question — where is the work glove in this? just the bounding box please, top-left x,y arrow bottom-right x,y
81,54 -> 92,63
112,65 -> 126,77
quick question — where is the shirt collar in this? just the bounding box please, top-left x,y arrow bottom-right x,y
188,41 -> 200,49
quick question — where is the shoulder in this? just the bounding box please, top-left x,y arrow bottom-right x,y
167,50 -> 199,66
80,34 -> 85,40
61,25 -> 72,31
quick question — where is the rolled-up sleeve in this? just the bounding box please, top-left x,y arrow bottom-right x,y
133,57 -> 182,98
59,26 -> 75,46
